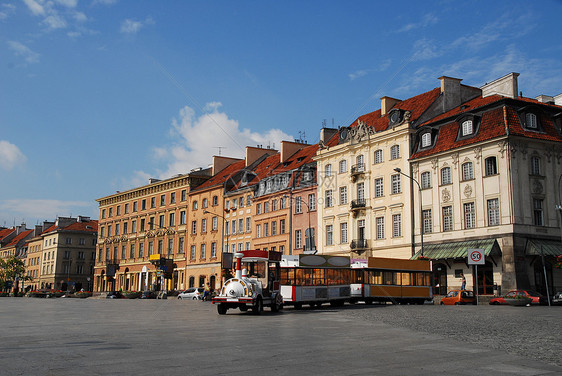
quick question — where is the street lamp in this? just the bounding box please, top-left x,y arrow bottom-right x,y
203,210 -> 229,253
394,168 -> 424,257
557,174 -> 562,243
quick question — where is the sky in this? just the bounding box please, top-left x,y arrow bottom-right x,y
1,0 -> 562,227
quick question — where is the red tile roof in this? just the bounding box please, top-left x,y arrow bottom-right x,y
0,227 -> 15,241
63,220 -> 98,232
192,159 -> 247,192
5,229 -> 33,247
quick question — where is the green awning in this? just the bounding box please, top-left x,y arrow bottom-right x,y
411,239 -> 501,260
526,239 -> 562,256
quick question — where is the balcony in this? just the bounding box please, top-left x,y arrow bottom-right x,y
350,239 -> 369,252
350,164 -> 365,182
351,199 -> 366,209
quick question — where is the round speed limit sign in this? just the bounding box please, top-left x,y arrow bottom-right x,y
468,249 -> 485,265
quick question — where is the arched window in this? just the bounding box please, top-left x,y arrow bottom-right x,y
461,120 -> 473,136
192,201 -> 198,210
485,157 -> 497,176
530,156 -> 541,175
325,164 -> 333,177
374,149 -> 383,164
441,167 -> 451,185
189,276 -> 195,288
339,159 -> 347,173
525,113 -> 538,129
462,162 -> 473,181
390,145 -> 400,160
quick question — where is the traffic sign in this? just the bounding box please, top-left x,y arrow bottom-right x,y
468,248 -> 485,265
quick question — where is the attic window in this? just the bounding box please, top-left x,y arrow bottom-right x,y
388,109 -> 403,126
525,113 -> 538,129
421,133 -> 432,148
461,120 -> 473,136
297,157 -> 305,162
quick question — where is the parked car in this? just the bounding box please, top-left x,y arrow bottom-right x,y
552,291 -> 562,305
489,290 -> 547,305
440,290 -> 476,305
140,291 -> 157,299
177,287 -> 204,300
106,291 -> 124,299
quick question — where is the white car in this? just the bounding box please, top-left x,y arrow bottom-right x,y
552,291 -> 562,305
178,287 -> 204,300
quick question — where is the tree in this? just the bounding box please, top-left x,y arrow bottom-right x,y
0,256 -> 31,293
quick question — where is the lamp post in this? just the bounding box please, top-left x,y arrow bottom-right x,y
203,210 -> 229,253
557,174 -> 562,243
66,258 -> 72,292
394,168 -> 424,257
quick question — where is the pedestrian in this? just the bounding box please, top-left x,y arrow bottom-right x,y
460,273 -> 466,290
202,282 -> 211,301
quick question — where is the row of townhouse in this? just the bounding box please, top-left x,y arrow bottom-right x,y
94,72 -> 562,296
0,217 -> 98,293
315,73 -> 562,295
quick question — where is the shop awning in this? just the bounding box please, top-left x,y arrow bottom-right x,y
411,239 -> 501,260
526,239 -> 562,256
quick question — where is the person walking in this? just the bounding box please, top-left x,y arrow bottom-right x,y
460,273 -> 466,290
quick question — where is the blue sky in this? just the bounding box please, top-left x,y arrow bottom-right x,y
1,0 -> 562,227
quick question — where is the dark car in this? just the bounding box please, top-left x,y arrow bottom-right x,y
140,291 -> 157,299
106,291 -> 124,299
489,290 -> 547,305
552,291 -> 562,305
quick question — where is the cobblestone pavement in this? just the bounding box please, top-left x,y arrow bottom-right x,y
0,298 -> 560,375
345,303 -> 562,367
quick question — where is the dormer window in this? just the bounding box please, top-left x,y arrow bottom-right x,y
388,109 -> 403,126
461,120 -> 473,136
525,113 -> 538,129
421,133 -> 432,148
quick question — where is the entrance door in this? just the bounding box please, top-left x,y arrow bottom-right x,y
357,220 -> 365,241
476,261 -> 494,295
433,263 -> 447,295
534,261 -> 553,296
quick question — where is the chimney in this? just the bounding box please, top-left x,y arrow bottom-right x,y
439,76 -> 463,112
280,141 -> 303,163
77,216 -> 90,223
380,96 -> 401,116
245,146 -> 277,167
16,223 -> 26,235
481,72 -> 519,99
554,94 -> 562,106
320,128 -> 338,144
535,94 -> 555,104
148,178 -> 161,184
55,217 -> 77,229
212,156 -> 243,176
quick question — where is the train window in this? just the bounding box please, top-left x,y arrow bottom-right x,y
383,271 -> 398,285
401,272 -> 411,286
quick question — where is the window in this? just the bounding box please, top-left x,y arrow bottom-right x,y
190,245 -> 196,260
150,197 -> 155,208
339,160 -> 347,173
158,240 -> 163,254
256,224 -> 261,238
339,186 -> 348,205
374,149 -> 383,164
246,242 -> 251,251
533,199 -> 544,226
123,223 -> 128,235
295,230 -> 302,249
245,218 -> 251,232
421,172 -> 431,189
272,221 -> 277,235
441,167 -> 451,185
180,211 -> 186,225
421,133 -> 431,148
230,220 -> 236,235
485,157 -> 497,176
246,195 -> 251,206
167,239 -> 173,256
178,237 -> 185,254
170,193 -> 176,204
375,178 -> 384,197
256,203 -> 262,214
391,174 -> 401,194
462,162 -> 473,181
280,219 -> 286,234
340,223 -> 347,244
212,217 -> 218,231
531,156 -> 541,175
461,120 -> 473,136
392,214 -> 402,237
212,196 -> 218,206
422,209 -> 432,234
357,182 -> 365,200
66,237 -> 72,245
239,197 -> 244,208
148,241 -> 154,256
487,199 -> 500,226
139,243 -> 144,257
238,219 -> 244,234
201,218 -> 207,233
109,207 -> 113,217
356,155 -> 364,171
202,198 -> 208,208
443,206 -> 453,232
191,221 -> 197,234
141,199 -> 146,210
376,217 -> 384,239
117,206 -> 121,216
308,194 -> 315,211
464,202 -> 475,229
160,194 -> 165,206
325,164 -> 333,177
133,201 -> 138,212
264,202 -> 269,213
525,113 -> 538,129
211,243 -> 217,258
295,197 -> 302,214
326,225 -> 333,246
181,190 -> 187,201
264,223 -> 269,237
192,201 -> 198,210
201,244 -> 206,259
390,145 -> 400,160
325,190 -> 333,207
271,199 -> 277,211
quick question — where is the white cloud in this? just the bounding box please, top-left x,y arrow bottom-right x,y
7,41 -> 40,64
55,0 -> 78,7
23,0 -> 45,16
42,14 -> 67,29
397,13 -> 438,33
349,69 -> 368,81
0,140 -> 26,170
120,16 -> 154,34
146,103 -> 293,179
0,4 -> 16,20
0,199 -> 92,225
411,38 -> 441,61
